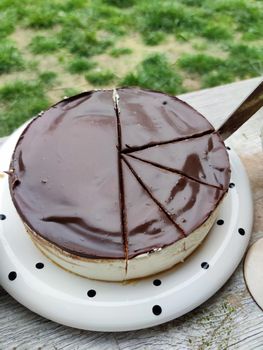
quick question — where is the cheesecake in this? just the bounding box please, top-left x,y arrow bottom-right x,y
8,88 -> 230,281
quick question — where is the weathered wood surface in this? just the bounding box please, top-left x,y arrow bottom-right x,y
0,77 -> 262,350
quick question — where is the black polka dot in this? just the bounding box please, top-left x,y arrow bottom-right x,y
87,289 -> 96,298
152,305 -> 162,315
201,262 -> 209,269
35,262 -> 44,269
8,271 -> 17,281
238,228 -> 245,236
0,214 -> 6,220
226,146 -> 231,150
229,183 -> 235,188
217,219 -> 224,225
162,101 -> 167,105
153,279 -> 161,286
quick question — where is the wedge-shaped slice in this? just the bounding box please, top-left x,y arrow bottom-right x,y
122,161 -> 184,259
123,159 -> 222,280
126,133 -> 230,189
117,87 -> 214,151
122,161 -> 197,280
124,156 -> 225,235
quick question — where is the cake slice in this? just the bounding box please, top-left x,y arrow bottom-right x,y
122,160 -> 207,280
117,87 -> 214,151
124,133 -> 230,189
123,155 -> 225,235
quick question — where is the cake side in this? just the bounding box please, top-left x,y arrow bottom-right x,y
126,203 -> 221,280
24,201 -> 222,281
24,223 -> 127,281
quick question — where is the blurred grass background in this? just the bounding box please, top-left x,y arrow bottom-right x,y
0,0 -> 262,136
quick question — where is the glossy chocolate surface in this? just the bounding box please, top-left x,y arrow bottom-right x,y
124,156 -> 224,234
122,161 -> 184,258
9,88 -> 230,259
117,87 -> 214,151
126,133 -> 231,189
10,91 -> 124,258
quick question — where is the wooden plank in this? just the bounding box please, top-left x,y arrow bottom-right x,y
0,77 -> 262,350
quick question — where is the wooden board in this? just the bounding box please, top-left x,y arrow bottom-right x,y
0,77 -> 262,350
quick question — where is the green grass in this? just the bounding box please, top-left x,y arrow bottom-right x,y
67,58 -> 97,74
178,53 -> 224,75
136,2 -> 203,37
109,47 -> 133,57
38,71 -> 57,86
0,80 -> 50,136
208,0 -> 263,40
226,44 -> 263,78
0,0 -> 262,136
29,35 -> 60,54
0,9 -> 17,38
201,23 -> 232,41
121,53 -> 183,95
24,4 -> 60,29
58,29 -> 113,57
102,0 -> 136,8
134,0 -> 263,44
179,44 -> 263,86
85,70 -> 116,86
202,70 -> 234,88
142,31 -> 166,46
0,39 -> 24,74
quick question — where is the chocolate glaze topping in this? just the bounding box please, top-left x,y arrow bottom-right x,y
9,88 -> 230,260
122,161 -> 184,258
123,156 -> 224,235
118,88 -> 214,152
125,133 -> 230,189
10,91 -> 124,258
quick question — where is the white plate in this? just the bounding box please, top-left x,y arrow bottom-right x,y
0,124 -> 253,331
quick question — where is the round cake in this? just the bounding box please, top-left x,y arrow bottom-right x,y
8,88 -> 230,281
